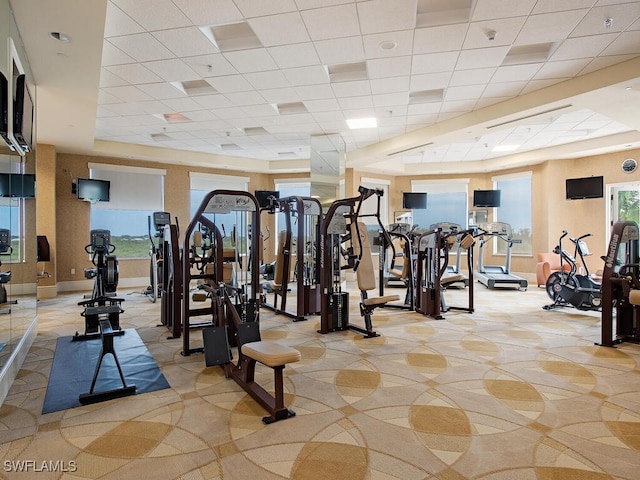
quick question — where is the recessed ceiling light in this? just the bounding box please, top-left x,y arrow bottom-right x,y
492,144 -> 520,152
379,40 -> 397,50
347,117 -> 377,129
49,32 -> 71,42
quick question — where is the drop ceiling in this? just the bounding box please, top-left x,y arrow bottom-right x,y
10,0 -> 640,175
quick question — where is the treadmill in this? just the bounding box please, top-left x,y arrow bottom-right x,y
475,222 -> 528,290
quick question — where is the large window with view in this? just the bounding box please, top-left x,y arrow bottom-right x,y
0,162 -> 25,262
493,172 -> 532,255
411,180 -> 469,232
89,164 -> 165,259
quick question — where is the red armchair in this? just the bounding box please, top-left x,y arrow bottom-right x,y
536,252 -> 569,287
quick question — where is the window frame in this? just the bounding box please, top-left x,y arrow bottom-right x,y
492,171 -> 532,256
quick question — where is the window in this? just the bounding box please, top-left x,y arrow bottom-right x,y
493,172 -> 532,255
0,161 -> 27,262
411,180 -> 469,232
90,163 -> 165,259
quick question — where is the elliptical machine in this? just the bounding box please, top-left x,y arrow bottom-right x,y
144,212 -> 171,302
543,230 -> 602,311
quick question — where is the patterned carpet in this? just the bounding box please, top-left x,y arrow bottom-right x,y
0,283 -> 639,479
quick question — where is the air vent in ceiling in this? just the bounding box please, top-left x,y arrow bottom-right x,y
326,62 -> 368,82
409,89 -> 445,104
416,0 -> 473,27
199,21 -> 263,52
275,102 -> 308,115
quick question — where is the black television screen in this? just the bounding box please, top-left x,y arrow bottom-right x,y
0,72 -> 9,147
566,176 -> 603,200
255,190 -> 279,208
0,173 -> 35,198
403,192 -> 427,209
473,189 -> 501,207
13,74 -> 33,153
76,178 -> 110,202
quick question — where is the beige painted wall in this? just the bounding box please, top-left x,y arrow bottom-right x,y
36,147 -> 640,293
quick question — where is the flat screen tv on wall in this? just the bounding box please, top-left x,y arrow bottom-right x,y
473,189 -> 501,207
13,74 -> 33,153
255,190 -> 279,208
402,192 -> 427,209
76,178 -> 110,202
565,176 -> 603,200
0,72 -> 9,147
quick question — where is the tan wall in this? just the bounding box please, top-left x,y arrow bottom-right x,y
43,147 -> 640,291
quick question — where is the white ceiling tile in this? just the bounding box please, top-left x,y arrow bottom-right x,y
372,92 -> 409,107
99,68 -> 129,88
161,97 -> 207,112
241,105 -> 280,117
411,52 -> 458,74
449,67 -> 496,86
413,24 -> 468,54
249,12 -> 311,46
550,33 -> 617,61
300,4 -> 361,40
370,76 -> 411,94
206,74 -> 255,93
535,59 -> 591,80
139,82 -> 187,100
283,66 -> 330,86
571,3 -> 640,37
244,70 -> 291,90
108,33 -> 175,62
260,88 -> 301,104
224,91 -> 268,106
222,49 -> 278,73
183,54 -> 238,77
110,0 -> 192,30
143,59 -> 200,82
367,56 -> 412,79
481,81 -> 526,98
98,90 -> 125,105
234,0 -> 298,17
491,63 -> 542,82
362,30 -> 415,59
409,72 -> 451,90
171,0 -> 243,25
105,63 -> 163,84
192,94 -> 235,109
102,40 -> 136,66
102,85 -> 155,102
304,98 -> 341,112
600,30 -> 640,56
152,27 -> 220,57
104,2 -> 144,37
357,0 -> 418,34
471,0 -> 536,21
102,102 -> 151,116
456,46 -> 509,69
444,84 -> 486,101
578,53 -> 636,74
332,80 -> 372,97
268,43 -> 321,69
516,10 -> 590,45
337,96 -> 374,110
314,37 -> 366,65
294,84 -> 335,100
463,17 -> 528,49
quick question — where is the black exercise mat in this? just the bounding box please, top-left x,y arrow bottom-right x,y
43,329 -> 170,414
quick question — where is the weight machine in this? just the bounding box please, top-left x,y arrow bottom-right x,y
377,222 -> 418,310
75,229 -> 124,341
144,211 -> 171,303
599,221 -> 640,347
430,222 -> 470,288
318,186 -> 399,338
180,190 -> 260,356
0,229 -> 16,314
415,225 -> 475,319
261,196 -> 322,321
159,220 -> 181,339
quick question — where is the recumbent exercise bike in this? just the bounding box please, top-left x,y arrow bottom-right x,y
543,230 -> 601,311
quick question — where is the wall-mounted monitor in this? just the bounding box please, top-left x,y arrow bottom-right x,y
402,192 -> 427,209
0,173 -> 36,198
255,190 -> 279,208
13,74 -> 33,153
0,72 -> 9,147
565,176 -> 603,200
75,178 -> 110,202
473,189 -> 501,207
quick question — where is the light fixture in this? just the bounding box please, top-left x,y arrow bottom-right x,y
347,117 -> 377,129
379,40 -> 397,50
49,32 -> 71,42
492,144 -> 520,152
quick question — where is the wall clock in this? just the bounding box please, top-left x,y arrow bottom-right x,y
621,158 -> 637,174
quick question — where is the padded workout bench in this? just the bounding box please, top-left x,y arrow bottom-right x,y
79,318 -> 136,405
234,340 -> 301,424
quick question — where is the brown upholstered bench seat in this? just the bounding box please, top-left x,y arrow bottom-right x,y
242,341 -> 301,367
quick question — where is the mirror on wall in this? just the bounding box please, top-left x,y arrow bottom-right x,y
0,0 -> 37,383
